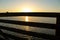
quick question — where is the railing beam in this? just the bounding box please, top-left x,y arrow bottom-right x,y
0,19 -> 55,29
0,13 -> 56,17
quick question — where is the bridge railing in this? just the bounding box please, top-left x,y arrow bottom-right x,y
0,13 -> 57,40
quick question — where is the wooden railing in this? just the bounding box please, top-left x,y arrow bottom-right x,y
0,12 -> 57,40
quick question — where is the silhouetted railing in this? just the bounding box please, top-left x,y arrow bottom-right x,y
0,12 -> 57,17
0,19 -> 55,29
0,13 -> 57,40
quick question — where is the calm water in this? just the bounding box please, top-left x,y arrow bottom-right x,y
0,16 -> 56,40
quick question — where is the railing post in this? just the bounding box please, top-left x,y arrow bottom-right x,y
57,15 -> 60,40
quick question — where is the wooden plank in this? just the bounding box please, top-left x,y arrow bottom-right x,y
0,13 -> 57,17
0,19 -> 55,29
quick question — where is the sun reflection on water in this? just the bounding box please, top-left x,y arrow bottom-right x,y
25,16 -> 30,31
25,16 -> 28,22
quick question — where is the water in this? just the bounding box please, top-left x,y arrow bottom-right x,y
0,16 -> 56,40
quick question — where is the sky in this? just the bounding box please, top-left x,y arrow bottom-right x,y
0,0 -> 60,12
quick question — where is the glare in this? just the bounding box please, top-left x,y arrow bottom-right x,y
25,16 -> 28,22
22,8 -> 32,12
25,16 -> 29,31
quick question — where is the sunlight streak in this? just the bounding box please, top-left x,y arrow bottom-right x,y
25,16 -> 30,31
25,16 -> 28,22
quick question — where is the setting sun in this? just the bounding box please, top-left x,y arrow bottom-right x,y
21,8 -> 32,12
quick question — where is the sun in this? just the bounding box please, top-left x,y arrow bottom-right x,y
21,8 -> 32,12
